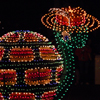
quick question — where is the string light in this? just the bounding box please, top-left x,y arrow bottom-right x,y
41,6 -> 100,99
2,32 -> 20,42
9,92 -> 35,100
41,90 -> 57,100
0,30 -> 63,100
24,68 -> 52,85
39,46 -> 62,60
0,47 -> 4,61
0,69 -> 17,86
9,46 -> 35,62
41,6 -> 100,33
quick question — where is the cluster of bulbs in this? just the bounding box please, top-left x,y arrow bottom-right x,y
0,31 -> 63,100
8,90 -> 57,100
0,40 -> 61,63
0,47 -> 4,61
41,6 -> 100,99
55,65 -> 63,83
2,32 -> 20,43
24,68 -> 52,86
1,31 -> 49,43
23,32 -> 47,42
53,31 -> 75,99
0,69 -> 17,86
39,46 -> 62,60
9,92 -> 35,100
0,66 -> 63,87
9,46 -> 34,62
55,6 -> 86,27
41,6 -> 100,34
41,90 -> 56,100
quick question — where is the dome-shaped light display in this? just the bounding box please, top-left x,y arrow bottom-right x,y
0,30 -> 63,100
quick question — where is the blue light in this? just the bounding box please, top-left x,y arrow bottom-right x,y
26,30 -> 30,32
49,83 -> 53,85
53,82 -> 57,85
15,30 -> 19,32
52,70 -> 56,72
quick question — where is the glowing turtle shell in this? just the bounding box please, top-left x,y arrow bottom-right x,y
0,30 -> 63,100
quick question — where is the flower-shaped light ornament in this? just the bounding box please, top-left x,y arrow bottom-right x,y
41,6 -> 100,99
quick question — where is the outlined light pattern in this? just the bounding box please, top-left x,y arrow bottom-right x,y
41,6 -> 100,33
9,47 -> 34,62
41,6 -> 100,99
0,47 -> 4,61
9,92 -> 35,100
0,69 -> 17,86
0,30 -> 63,100
25,68 -> 52,86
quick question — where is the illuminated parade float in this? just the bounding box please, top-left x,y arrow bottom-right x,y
41,6 -> 100,99
0,31 -> 63,100
0,6 -> 99,100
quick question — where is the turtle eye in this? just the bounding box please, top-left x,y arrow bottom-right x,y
9,92 -> 35,100
0,69 -> 17,86
9,47 -> 34,62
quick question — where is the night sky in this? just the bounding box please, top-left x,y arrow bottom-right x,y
0,0 -> 54,34
0,0 -> 100,50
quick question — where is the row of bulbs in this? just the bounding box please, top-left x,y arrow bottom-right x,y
0,46 -> 62,62
0,64 -> 63,86
0,90 -> 56,99
0,31 -> 49,43
41,6 -> 100,34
